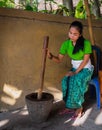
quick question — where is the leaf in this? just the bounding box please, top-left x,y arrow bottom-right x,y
75,0 -> 86,19
0,1 -> 5,7
25,4 -> 33,11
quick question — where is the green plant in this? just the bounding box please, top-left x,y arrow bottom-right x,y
75,0 -> 86,19
0,0 -> 14,8
53,4 -> 71,16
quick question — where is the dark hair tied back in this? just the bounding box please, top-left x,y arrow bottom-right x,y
69,21 -> 85,54
73,36 -> 85,54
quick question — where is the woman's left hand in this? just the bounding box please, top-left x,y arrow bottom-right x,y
66,71 -> 76,76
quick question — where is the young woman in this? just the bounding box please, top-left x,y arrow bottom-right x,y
48,21 -> 94,119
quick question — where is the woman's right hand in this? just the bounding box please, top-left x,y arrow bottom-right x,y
47,50 -> 64,63
47,50 -> 53,59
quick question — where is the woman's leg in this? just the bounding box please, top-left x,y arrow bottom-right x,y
63,68 -> 93,109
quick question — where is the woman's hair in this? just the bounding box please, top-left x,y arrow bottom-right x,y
69,21 -> 85,54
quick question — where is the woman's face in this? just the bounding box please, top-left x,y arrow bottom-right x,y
68,27 -> 81,43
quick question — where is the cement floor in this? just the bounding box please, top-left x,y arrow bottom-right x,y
0,99 -> 102,130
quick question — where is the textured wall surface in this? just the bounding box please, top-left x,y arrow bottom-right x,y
0,8 -> 102,110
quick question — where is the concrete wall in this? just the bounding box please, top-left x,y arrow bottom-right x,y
0,8 -> 102,111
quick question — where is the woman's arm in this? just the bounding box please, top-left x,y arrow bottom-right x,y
66,54 -> 90,76
48,51 -> 64,63
75,54 -> 90,74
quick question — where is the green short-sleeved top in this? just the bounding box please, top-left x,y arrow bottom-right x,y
59,39 -> 92,60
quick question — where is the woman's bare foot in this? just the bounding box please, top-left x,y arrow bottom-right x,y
71,107 -> 84,120
75,107 -> 83,118
58,108 -> 75,115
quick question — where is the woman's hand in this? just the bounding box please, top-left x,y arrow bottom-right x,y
47,49 -> 64,63
47,50 -> 53,59
66,71 -> 76,76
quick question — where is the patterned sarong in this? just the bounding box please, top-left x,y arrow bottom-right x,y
61,67 -> 94,109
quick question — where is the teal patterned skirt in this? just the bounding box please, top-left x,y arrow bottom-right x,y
62,67 -> 94,109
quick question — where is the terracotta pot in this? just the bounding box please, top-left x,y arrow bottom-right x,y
25,92 -> 54,123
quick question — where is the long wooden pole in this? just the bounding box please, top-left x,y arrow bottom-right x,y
84,0 -> 97,72
84,0 -> 95,45
37,36 -> 49,100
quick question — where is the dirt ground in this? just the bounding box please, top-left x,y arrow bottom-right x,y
0,99 -> 102,130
